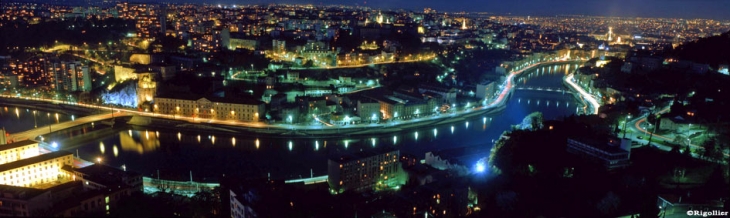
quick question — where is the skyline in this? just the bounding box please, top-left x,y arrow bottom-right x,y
9,0 -> 730,20
172,0 -> 730,20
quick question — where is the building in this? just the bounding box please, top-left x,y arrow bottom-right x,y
0,140 -> 40,165
475,80 -> 496,100
137,72 -> 157,104
47,60 -> 91,92
154,95 -> 264,122
62,164 -> 142,194
418,84 -> 457,104
0,182 -> 80,217
230,189 -> 256,218
357,98 -> 381,123
566,138 -> 631,170
0,151 -> 74,187
328,149 -> 403,193
659,116 -> 690,132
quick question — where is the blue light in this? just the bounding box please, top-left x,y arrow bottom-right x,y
476,163 -> 485,172
51,142 -> 58,148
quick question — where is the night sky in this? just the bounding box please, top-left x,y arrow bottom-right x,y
189,0 -> 730,20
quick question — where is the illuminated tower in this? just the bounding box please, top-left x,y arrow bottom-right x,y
137,73 -> 157,105
607,27 -> 613,41
461,18 -> 467,30
377,11 -> 383,24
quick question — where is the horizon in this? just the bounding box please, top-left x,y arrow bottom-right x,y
7,0 -> 730,20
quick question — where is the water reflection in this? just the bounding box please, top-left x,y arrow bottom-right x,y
2,63 -> 584,181
119,130 -> 160,154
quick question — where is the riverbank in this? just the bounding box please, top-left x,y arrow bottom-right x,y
0,97 -> 96,116
2,60 -> 579,139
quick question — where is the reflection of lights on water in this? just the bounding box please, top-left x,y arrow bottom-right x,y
288,141 -> 293,151
433,128 -> 438,137
451,126 -> 454,134
414,132 -> 418,140
255,139 -> 260,149
113,145 -> 119,157
177,132 -> 181,141
99,142 -> 105,154
483,117 -> 487,124
466,121 -> 469,128
371,138 -> 376,147
232,137 -> 236,147
393,136 -> 397,144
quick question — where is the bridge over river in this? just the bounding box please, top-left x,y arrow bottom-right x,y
515,85 -> 574,94
9,111 -> 130,142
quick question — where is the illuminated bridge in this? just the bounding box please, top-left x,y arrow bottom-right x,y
9,111 -> 131,142
515,86 -> 574,94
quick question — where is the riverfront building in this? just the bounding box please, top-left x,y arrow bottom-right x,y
0,140 -> 41,165
154,95 -> 264,122
328,149 -> 404,193
0,150 -> 74,187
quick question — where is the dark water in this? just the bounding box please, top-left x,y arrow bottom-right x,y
1,63 -> 584,182
0,106 -> 74,133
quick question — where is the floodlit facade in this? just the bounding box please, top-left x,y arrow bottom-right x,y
0,151 -> 74,187
154,96 -> 264,122
0,140 -> 40,165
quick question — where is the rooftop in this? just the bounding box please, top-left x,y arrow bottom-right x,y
0,140 -> 38,152
0,151 -> 73,173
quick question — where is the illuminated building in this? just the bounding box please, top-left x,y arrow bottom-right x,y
0,140 -> 40,165
154,95 -> 264,122
566,138 -> 631,170
137,72 -> 157,104
475,80 -> 496,100
0,151 -> 74,187
328,149 -> 404,193
46,60 -> 91,92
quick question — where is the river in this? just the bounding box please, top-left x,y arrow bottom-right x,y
0,63 -> 585,182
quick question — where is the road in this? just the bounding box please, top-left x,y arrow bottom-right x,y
624,106 -> 728,158
564,73 -> 600,115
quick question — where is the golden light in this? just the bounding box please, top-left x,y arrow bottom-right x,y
96,157 -> 102,163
